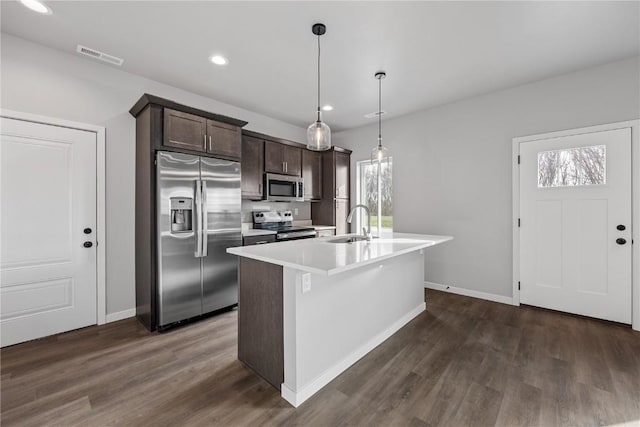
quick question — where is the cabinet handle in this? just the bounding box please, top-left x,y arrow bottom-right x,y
282,162 -> 286,173
203,134 -> 207,151
208,135 -> 212,152
285,162 -> 288,173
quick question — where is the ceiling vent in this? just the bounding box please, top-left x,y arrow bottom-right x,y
364,110 -> 387,119
76,45 -> 124,66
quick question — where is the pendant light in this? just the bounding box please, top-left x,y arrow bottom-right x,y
307,23 -> 331,151
371,71 -> 390,164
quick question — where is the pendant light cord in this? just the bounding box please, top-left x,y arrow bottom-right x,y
378,75 -> 382,147
317,35 -> 321,122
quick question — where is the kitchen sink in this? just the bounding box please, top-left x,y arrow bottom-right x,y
327,235 -> 369,244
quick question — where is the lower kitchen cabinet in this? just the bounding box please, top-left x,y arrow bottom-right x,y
243,234 -> 276,246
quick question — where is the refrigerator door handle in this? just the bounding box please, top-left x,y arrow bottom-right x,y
201,180 -> 208,257
194,179 -> 203,258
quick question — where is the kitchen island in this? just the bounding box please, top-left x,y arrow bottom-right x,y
227,233 -> 452,407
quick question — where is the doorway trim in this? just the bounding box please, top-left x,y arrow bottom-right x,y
512,120 -> 640,331
1,109 -> 107,325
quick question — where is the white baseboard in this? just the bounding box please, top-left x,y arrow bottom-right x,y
105,308 -> 136,323
281,302 -> 426,407
424,281 -> 514,306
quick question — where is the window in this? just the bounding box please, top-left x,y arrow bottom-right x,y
538,145 -> 606,188
356,158 -> 393,236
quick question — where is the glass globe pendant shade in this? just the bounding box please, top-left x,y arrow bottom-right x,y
307,119 -> 331,151
371,143 -> 389,165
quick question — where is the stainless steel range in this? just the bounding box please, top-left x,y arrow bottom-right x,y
252,211 -> 316,241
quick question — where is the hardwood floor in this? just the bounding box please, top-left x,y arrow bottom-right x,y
2,290 -> 639,426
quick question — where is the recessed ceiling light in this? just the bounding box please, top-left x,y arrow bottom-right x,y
210,55 -> 228,66
18,0 -> 52,14
322,105 -> 334,112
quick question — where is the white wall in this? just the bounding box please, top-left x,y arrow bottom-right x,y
334,56 -> 640,298
0,33 -> 306,315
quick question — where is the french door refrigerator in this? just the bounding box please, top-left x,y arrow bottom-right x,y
157,151 -> 241,328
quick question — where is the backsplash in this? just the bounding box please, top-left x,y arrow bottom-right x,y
241,200 -> 311,224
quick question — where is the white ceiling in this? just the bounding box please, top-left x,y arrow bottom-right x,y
1,1 -> 638,131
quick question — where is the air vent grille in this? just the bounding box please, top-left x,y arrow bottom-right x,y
364,110 -> 387,119
76,45 -> 124,66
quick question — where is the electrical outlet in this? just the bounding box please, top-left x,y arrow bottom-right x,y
301,273 -> 311,293
294,208 -> 299,216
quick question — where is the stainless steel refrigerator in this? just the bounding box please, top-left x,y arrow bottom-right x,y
156,151 -> 241,328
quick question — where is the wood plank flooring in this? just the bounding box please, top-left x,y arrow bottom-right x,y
2,290 -> 639,426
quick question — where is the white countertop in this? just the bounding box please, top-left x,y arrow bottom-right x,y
242,229 -> 277,237
227,233 -> 453,276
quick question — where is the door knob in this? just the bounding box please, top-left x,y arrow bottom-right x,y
616,238 -> 627,245
83,241 -> 93,248
616,225 -> 626,231
84,227 -> 92,234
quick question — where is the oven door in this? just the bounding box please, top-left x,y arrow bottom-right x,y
265,174 -> 303,202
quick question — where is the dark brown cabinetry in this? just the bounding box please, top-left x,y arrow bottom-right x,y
302,150 -> 322,201
129,94 -> 247,331
206,120 -> 242,159
162,107 -> 241,160
241,135 -> 264,199
311,147 -> 352,233
243,234 -> 276,246
163,109 -> 207,152
265,141 -> 301,176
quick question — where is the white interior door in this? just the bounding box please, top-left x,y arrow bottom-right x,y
519,127 -> 632,323
1,117 -> 97,347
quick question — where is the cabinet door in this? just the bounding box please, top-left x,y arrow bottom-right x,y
335,152 -> 350,198
335,199 -> 349,235
163,108 -> 207,152
283,145 -> 302,176
302,150 -> 322,200
206,119 -> 241,160
241,136 -> 264,199
264,141 -> 284,174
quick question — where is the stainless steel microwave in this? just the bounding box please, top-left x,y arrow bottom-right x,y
264,173 -> 304,202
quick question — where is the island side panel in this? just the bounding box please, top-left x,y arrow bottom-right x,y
238,257 -> 284,390
282,250 -> 425,406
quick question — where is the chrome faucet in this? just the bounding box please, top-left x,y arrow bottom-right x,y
346,204 -> 372,241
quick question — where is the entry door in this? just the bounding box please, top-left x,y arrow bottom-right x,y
520,127 -> 632,323
1,117 -> 97,347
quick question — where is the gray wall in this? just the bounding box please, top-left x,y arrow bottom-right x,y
334,56 -> 640,298
1,34 -> 306,315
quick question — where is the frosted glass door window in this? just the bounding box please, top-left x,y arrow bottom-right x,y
538,145 -> 605,188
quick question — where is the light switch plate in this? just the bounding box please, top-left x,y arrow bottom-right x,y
301,273 -> 311,293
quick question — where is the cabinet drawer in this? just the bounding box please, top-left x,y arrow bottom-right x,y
243,234 -> 276,246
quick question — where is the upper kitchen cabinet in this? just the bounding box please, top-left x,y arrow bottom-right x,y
163,108 -> 207,152
241,134 -> 264,200
206,119 -> 241,159
302,149 -> 322,201
265,140 -> 302,176
335,151 -> 350,199
311,147 -> 352,230
130,94 -> 247,161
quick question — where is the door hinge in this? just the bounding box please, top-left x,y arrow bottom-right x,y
518,218 -> 521,227
518,281 -> 520,290
517,155 -> 520,164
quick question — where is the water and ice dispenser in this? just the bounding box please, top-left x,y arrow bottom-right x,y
170,197 -> 193,233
